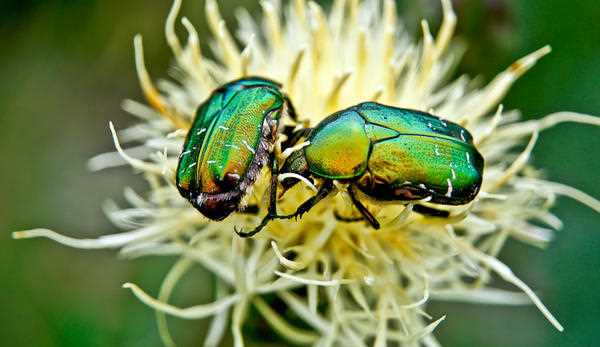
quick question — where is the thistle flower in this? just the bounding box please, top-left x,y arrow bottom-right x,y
14,0 -> 600,346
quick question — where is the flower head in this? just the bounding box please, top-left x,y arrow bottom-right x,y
14,0 -> 600,346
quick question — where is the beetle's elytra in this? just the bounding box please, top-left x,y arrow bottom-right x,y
176,77 -> 295,221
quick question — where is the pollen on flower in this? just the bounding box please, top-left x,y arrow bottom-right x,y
13,0 -> 600,346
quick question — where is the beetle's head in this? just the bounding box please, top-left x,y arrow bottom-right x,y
279,149 -> 311,197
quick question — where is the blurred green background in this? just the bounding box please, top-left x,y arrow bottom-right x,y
1,0 -> 598,346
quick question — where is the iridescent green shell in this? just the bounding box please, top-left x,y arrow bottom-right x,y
304,102 -> 484,205
176,77 -> 287,220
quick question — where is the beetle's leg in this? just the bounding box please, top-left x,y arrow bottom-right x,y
285,96 -> 299,122
333,210 -> 365,223
239,204 -> 259,215
280,126 -> 298,148
280,127 -> 312,151
275,180 -> 335,221
347,185 -> 381,229
235,158 -> 280,238
412,204 -> 450,218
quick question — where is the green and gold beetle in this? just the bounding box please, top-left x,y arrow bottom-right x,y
176,77 -> 296,221
237,102 -> 484,236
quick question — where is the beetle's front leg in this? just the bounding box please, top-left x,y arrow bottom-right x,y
280,126 -> 312,152
275,180 -> 335,221
239,204 -> 259,215
284,96 -> 299,122
235,157 -> 280,238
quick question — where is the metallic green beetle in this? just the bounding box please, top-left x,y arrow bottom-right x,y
237,102 -> 484,236
176,77 -> 296,221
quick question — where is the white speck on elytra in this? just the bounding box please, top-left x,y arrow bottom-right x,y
434,145 -> 441,156
445,178 -> 453,197
460,129 -> 466,141
218,126 -> 229,131
466,152 -> 471,163
225,143 -> 240,149
242,140 -> 256,154
207,160 -> 216,164
196,128 -> 207,135
187,162 -> 197,169
181,150 -> 192,156
418,184 -> 427,189
451,168 -> 457,180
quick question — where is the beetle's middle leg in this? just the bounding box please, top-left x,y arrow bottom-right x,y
235,158 -> 280,238
347,185 -> 381,229
333,210 -> 365,223
334,203 -> 450,225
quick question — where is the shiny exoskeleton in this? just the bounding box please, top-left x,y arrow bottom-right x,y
239,102 -> 484,236
176,77 -> 296,221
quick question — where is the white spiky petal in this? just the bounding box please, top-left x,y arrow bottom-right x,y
14,0 -> 600,346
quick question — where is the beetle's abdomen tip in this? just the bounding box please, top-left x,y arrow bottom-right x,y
218,172 -> 242,190
194,191 -> 242,221
198,200 -> 236,221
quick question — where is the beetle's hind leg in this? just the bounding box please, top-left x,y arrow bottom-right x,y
235,158 -> 280,238
347,185 -> 381,229
412,204 -> 450,218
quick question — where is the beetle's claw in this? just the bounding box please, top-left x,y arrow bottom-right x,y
274,212 -> 304,221
234,225 -> 242,235
234,215 -> 273,238
234,225 -> 252,238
